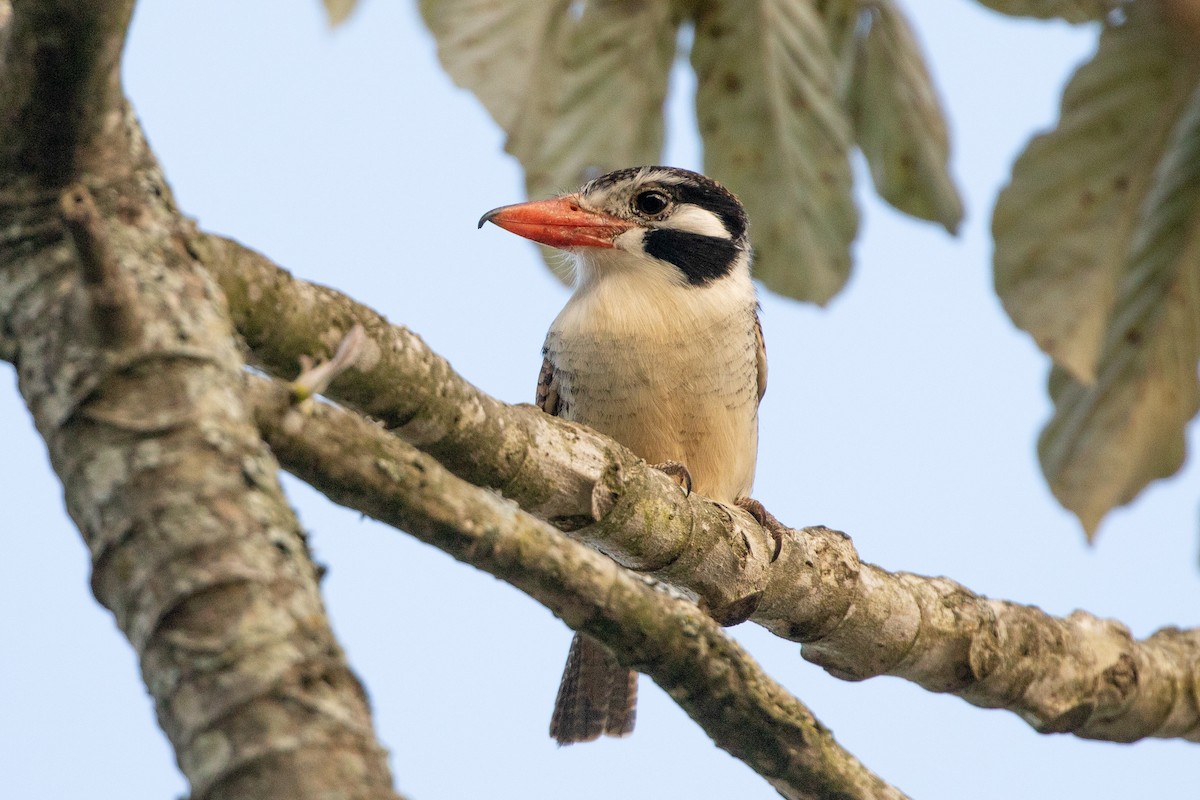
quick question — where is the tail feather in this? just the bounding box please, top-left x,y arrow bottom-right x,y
549,633 -> 636,745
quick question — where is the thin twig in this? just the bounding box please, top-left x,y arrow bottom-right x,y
59,184 -> 141,345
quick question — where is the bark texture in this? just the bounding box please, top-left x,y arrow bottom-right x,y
249,375 -> 908,800
3,2 -> 1197,799
201,233 -> 1200,746
0,3 -> 400,798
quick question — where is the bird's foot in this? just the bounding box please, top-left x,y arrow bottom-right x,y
735,497 -> 787,561
652,460 -> 693,496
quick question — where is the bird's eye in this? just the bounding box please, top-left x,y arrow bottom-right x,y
634,190 -> 669,216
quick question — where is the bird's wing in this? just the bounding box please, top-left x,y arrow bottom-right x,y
536,355 -> 562,416
754,310 -> 767,402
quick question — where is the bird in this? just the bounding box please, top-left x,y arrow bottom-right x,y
479,165 -> 769,745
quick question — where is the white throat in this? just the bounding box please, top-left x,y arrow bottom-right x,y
544,246 -> 760,502
561,246 -> 755,337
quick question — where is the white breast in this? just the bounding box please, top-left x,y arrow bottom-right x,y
544,260 -> 760,503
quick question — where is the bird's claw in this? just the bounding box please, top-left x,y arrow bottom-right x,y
652,460 -> 693,496
735,497 -> 786,561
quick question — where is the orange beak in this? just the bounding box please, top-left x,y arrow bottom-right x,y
478,196 -> 635,250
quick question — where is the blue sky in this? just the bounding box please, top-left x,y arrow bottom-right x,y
3,3 -> 1197,799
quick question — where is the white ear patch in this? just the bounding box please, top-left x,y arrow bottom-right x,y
662,205 -> 731,239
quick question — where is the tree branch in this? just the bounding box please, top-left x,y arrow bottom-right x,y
0,0 -> 135,184
59,183 -> 142,343
192,231 -> 774,620
247,373 -> 908,800
0,3 -> 403,798
198,231 -> 1200,745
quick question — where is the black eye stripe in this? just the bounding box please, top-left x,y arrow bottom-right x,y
581,166 -> 748,241
643,229 -> 739,286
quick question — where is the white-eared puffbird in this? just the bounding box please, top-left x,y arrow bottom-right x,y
480,165 -> 774,745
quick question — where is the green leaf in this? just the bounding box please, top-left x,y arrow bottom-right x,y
993,4 -> 1200,382
814,0 -> 861,103
420,1 -> 571,136
692,0 -> 857,304
850,0 -> 963,233
972,0 -> 1118,23
421,0 -> 680,282
322,0 -> 358,27
509,1 -> 679,206
1040,79 -> 1200,538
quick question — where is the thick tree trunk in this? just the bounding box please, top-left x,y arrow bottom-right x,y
3,2 -> 1198,799
0,3 -> 401,798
